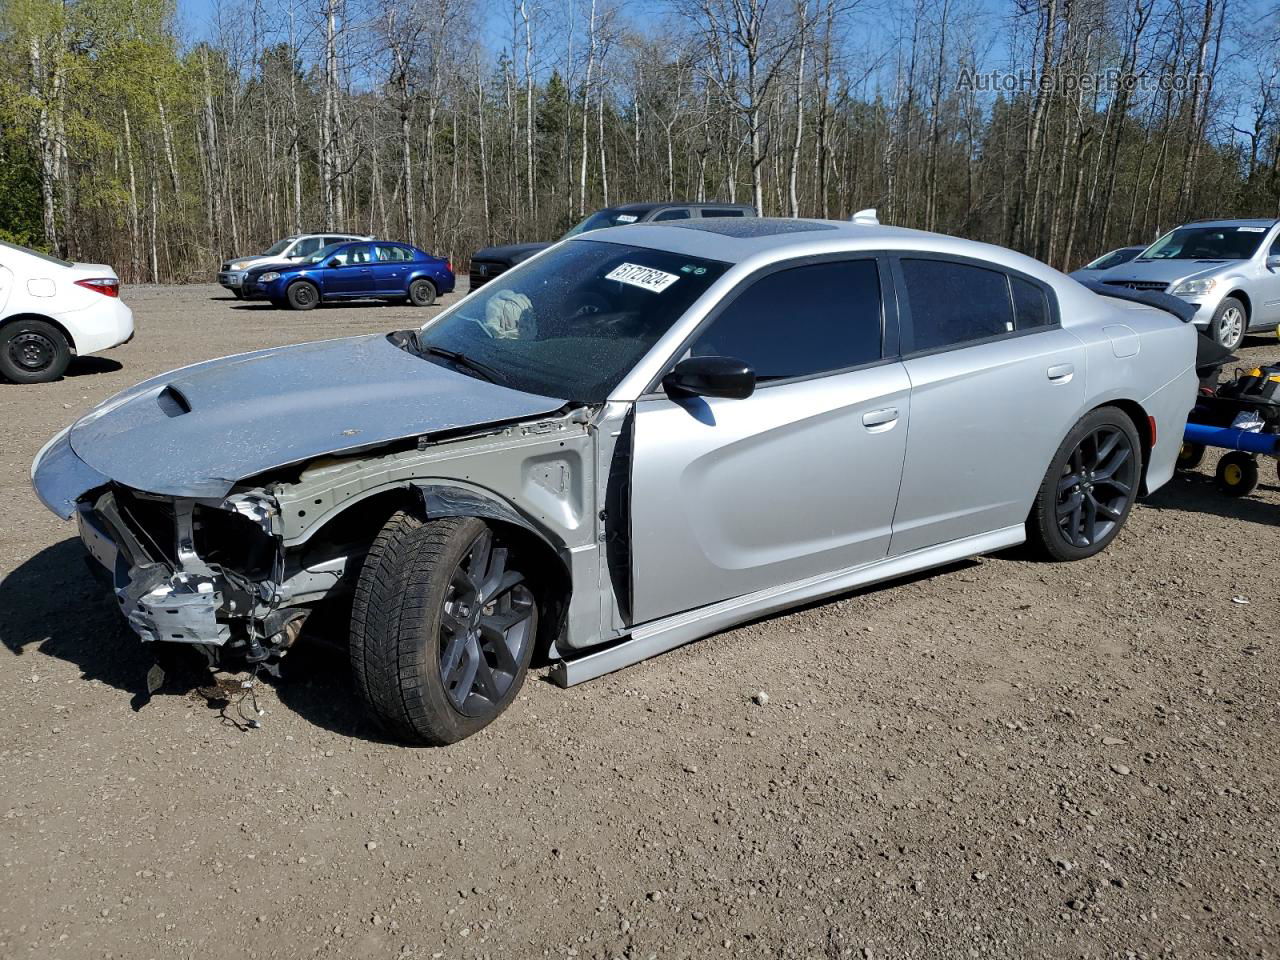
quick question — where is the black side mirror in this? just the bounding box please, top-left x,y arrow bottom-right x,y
664,356 -> 756,400
327,258 -> 343,268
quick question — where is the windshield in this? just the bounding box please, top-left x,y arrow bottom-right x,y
418,240 -> 729,401
0,238 -> 72,267
1084,247 -> 1141,270
560,209 -> 646,239
264,238 -> 296,256
1140,226 -> 1266,261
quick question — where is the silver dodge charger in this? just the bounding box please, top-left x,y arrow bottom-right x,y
31,217 -> 1199,744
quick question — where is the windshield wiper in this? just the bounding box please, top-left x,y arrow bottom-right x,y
419,342 -> 505,385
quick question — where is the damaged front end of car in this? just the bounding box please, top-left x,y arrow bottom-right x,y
34,429 -> 320,670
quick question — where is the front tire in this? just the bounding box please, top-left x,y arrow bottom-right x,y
0,319 -> 72,384
1028,407 -> 1142,561
1210,296 -> 1247,351
408,279 -> 437,307
350,513 -> 537,745
286,280 -> 320,311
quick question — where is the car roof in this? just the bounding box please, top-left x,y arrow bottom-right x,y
1179,218 -> 1277,229
610,201 -> 754,214
577,217 -> 1059,279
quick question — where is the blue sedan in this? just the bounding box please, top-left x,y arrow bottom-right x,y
245,240 -> 456,310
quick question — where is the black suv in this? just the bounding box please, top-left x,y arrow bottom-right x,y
468,202 -> 758,290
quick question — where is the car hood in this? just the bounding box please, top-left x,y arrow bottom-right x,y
67,334 -> 567,499
472,242 -> 551,265
1098,258 -> 1240,286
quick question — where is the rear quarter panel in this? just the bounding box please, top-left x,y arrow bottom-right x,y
1068,296 -> 1198,493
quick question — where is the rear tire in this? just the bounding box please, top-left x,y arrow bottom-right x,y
286,280 -> 320,311
1210,297 -> 1247,351
408,279 -> 437,307
1215,452 -> 1258,497
350,512 -> 537,745
1027,407 -> 1142,561
0,319 -> 72,384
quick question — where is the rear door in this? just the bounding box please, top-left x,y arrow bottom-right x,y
628,256 -> 911,624
373,244 -> 411,294
888,255 -> 1086,555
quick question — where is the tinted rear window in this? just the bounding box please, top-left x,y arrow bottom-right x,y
901,259 -> 1014,352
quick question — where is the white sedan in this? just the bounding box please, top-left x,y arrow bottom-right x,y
0,240 -> 134,383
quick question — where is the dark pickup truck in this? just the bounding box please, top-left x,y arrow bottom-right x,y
468,201 -> 757,290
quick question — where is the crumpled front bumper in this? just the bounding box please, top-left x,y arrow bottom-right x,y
32,430 -> 233,646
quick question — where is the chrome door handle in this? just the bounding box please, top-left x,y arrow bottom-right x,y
862,407 -> 899,430
1047,363 -> 1075,383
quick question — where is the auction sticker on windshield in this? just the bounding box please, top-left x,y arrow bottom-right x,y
606,263 -> 680,293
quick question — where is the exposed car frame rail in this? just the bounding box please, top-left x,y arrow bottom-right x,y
1080,280 -> 1197,323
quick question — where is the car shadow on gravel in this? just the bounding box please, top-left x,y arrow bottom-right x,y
0,538 -> 148,690
1143,472 -> 1279,526
268,638 -> 402,745
0,541 -> 397,737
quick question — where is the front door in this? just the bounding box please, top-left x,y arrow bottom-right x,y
327,243 -> 377,297
628,257 -> 910,625
1256,227 -> 1280,327
888,255 -> 1087,555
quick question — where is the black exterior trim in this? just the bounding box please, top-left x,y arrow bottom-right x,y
1081,280 -> 1197,323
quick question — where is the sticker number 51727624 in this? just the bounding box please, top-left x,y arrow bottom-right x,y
605,262 -> 680,293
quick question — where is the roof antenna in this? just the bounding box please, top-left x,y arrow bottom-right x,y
851,208 -> 879,225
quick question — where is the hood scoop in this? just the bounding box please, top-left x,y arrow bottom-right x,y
156,385 -> 192,418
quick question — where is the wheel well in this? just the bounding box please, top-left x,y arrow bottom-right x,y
1225,290 -> 1251,320
300,485 -> 570,664
0,313 -> 77,353
1096,399 -> 1153,494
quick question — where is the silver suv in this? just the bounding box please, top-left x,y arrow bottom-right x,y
218,233 -> 373,299
1088,218 -> 1280,349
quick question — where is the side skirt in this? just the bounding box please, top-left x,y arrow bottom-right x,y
550,524 -> 1026,687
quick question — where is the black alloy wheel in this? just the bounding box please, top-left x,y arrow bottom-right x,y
350,513 -> 540,745
437,527 -> 536,716
1055,423 -> 1139,549
1028,407 -> 1143,561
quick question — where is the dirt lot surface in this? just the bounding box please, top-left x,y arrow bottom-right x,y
1,284 -> 1278,960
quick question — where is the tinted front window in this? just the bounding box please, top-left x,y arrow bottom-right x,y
418,240 -> 728,402
1140,226 -> 1266,261
295,237 -> 324,257
687,260 -> 882,379
264,238 -> 295,256
901,259 -> 1014,352
651,209 -> 691,221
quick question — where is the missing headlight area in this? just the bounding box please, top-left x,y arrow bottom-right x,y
80,486 -> 296,662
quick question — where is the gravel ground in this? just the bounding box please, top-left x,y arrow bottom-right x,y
1,284 -> 1278,960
